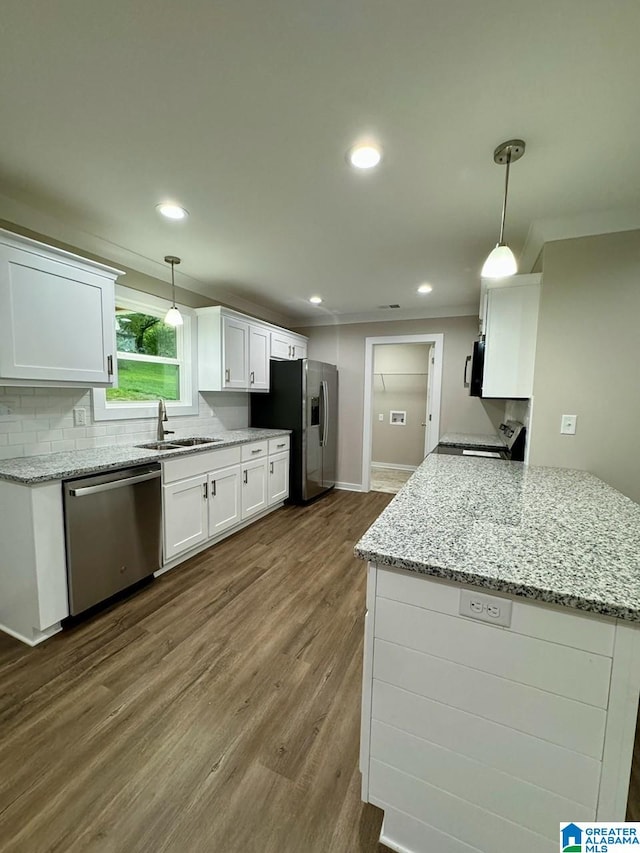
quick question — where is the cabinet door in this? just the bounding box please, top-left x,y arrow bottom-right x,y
270,331 -> 292,360
483,283 -> 541,399
222,315 -> 249,389
291,341 -> 307,360
241,457 -> 268,519
208,465 -> 241,537
249,325 -> 270,391
0,244 -> 116,385
268,451 -> 289,505
163,474 -> 208,561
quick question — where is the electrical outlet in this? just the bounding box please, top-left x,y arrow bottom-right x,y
378,413 -> 384,422
459,589 -> 512,627
73,407 -> 87,427
560,414 -> 577,435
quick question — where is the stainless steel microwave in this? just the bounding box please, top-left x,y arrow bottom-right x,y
465,339 -> 485,397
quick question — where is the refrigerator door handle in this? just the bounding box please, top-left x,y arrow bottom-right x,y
320,379 -> 329,448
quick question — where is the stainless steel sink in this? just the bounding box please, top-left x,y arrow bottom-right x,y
136,437 -> 223,451
137,441 -> 182,451
170,437 -> 223,447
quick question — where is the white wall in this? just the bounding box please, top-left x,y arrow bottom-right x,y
0,388 -> 249,460
529,229 -> 640,503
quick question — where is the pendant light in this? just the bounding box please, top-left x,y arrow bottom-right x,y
164,255 -> 183,327
481,139 -> 526,278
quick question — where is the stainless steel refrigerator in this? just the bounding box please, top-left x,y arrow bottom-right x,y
250,359 -> 338,503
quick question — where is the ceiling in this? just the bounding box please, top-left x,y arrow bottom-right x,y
1,0 -> 639,325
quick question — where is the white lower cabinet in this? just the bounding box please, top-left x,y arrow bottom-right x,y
268,450 -> 289,505
162,439 -> 289,565
208,465 -> 241,536
242,457 -> 268,519
163,474 -> 209,561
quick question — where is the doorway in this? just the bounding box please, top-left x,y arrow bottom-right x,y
362,334 -> 443,493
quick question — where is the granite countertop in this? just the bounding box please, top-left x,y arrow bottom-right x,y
439,431 -> 507,448
355,454 -> 640,621
0,428 -> 291,484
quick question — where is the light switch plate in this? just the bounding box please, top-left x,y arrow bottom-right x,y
561,414 -> 577,435
459,589 -> 512,628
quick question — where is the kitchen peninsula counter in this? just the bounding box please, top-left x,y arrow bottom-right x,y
355,453 -> 640,621
355,454 -> 640,853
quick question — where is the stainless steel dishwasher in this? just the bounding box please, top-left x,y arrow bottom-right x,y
63,464 -> 162,616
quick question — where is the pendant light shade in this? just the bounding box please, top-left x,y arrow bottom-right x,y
164,255 -> 183,327
481,139 -> 525,279
481,243 -> 518,278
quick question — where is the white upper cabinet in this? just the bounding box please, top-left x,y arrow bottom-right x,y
271,329 -> 307,361
0,230 -> 121,386
223,315 -> 250,390
197,306 -> 308,392
249,324 -> 270,390
482,275 -> 541,399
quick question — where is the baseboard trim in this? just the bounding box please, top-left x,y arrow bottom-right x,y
0,621 -> 62,647
335,482 -> 365,492
371,462 -> 418,472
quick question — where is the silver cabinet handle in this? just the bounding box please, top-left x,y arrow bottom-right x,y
250,370 -> 255,384
211,479 -> 216,496
270,461 -> 274,474
69,469 -> 160,497
107,354 -> 114,377
291,346 -> 295,358
203,481 -> 208,500
225,368 -> 230,382
243,469 -> 248,484
276,442 -> 286,448
288,345 -> 292,358
251,448 -> 263,454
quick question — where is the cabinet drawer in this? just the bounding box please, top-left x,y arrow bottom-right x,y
163,446 -> 241,483
375,566 -> 615,656
268,435 -> 290,455
241,440 -> 268,461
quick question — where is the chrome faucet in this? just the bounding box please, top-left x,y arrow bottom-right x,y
157,399 -> 175,442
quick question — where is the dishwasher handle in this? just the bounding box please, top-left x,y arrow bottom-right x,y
69,469 -> 161,497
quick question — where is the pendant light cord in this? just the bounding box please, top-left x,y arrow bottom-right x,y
498,148 -> 512,246
170,261 -> 176,308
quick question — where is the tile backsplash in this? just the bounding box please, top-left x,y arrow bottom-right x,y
0,387 -> 249,460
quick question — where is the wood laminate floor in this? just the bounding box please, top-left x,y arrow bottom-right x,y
0,489 -> 393,853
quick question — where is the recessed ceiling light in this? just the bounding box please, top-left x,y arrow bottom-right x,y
348,143 -> 382,170
417,283 -> 433,294
309,296 -> 323,304
156,202 -> 189,221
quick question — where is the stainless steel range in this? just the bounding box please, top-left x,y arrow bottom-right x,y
434,421 -> 526,461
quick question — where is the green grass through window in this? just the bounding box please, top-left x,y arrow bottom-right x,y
106,359 -> 180,402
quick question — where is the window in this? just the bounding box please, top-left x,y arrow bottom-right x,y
92,285 -> 198,421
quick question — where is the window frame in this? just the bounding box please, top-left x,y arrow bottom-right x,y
92,285 -> 199,421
